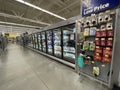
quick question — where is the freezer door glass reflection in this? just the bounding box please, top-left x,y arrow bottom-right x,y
38,33 -> 42,50
47,31 -> 53,54
35,34 -> 38,49
32,35 -> 35,48
62,24 -> 75,63
41,32 -> 46,52
54,29 -> 61,58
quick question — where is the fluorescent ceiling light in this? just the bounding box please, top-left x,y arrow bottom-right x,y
15,0 -> 67,20
0,12 -> 50,26
0,21 -> 42,28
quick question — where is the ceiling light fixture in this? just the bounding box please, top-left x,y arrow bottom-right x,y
0,21 -> 42,28
0,12 -> 50,26
15,0 -> 67,20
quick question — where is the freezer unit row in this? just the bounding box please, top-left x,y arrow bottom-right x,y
29,24 -> 76,64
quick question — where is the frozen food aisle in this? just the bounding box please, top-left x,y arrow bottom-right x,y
0,44 -> 109,90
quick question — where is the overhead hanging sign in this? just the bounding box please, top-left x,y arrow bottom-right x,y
82,0 -> 120,16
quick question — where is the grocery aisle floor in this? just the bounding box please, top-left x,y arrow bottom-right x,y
0,44 -> 109,90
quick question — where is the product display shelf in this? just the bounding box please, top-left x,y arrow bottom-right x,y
76,9 -> 120,88
79,26 -> 110,82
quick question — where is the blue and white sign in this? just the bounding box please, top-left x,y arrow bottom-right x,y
82,0 -> 120,16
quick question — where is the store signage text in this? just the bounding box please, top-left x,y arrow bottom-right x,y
82,0 -> 120,16
84,3 -> 109,15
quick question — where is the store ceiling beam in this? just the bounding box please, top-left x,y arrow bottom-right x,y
0,13 -> 51,26
0,21 -> 43,29
15,0 -> 67,20
57,0 -> 80,14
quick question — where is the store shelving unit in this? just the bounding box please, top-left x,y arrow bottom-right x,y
76,9 -> 120,88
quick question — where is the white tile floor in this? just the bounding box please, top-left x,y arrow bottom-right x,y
0,44 -> 110,90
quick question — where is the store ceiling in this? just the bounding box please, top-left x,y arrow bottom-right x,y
0,0 -> 81,28
0,25 -> 39,34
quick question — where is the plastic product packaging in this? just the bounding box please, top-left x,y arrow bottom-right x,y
100,25 -> 107,37
80,18 -> 85,27
79,32 -> 85,41
103,48 -> 112,56
102,48 -> 112,63
102,55 -> 111,63
98,13 -> 104,23
107,30 -> 114,37
90,27 -> 96,36
93,67 -> 100,76
95,38 -> 101,46
106,38 -> 113,46
104,11 -> 112,22
94,53 -> 102,61
95,46 -> 102,53
86,17 -> 91,27
105,14 -> 111,22
84,28 -> 90,37
83,41 -> 89,50
107,23 -> 114,37
94,46 -> 102,61
96,30 -> 101,38
91,14 -> 97,26
89,42 -> 95,51
101,38 -> 106,46
85,55 -> 93,65
101,30 -> 107,37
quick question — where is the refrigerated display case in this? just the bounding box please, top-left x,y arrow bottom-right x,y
28,35 -> 33,47
41,32 -> 47,52
34,34 -> 39,49
53,28 -> 62,58
32,34 -> 35,48
62,24 -> 76,64
47,31 -> 53,55
38,33 -> 42,51
27,15 -> 81,68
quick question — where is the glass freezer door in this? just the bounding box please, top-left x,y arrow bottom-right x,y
47,31 -> 53,55
41,32 -> 46,52
35,34 -> 39,49
32,35 -> 35,48
53,29 -> 62,58
38,33 -> 42,50
62,24 -> 75,64
28,35 -> 33,47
